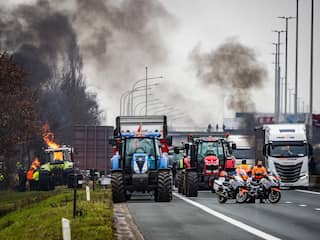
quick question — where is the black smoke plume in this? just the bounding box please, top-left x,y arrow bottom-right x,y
0,0 -> 173,139
190,38 -> 268,129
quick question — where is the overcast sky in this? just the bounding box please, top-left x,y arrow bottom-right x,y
158,0 -> 320,123
3,0 -> 320,127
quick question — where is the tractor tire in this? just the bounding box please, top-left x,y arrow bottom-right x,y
181,173 -> 186,195
111,172 -> 126,203
177,171 -> 183,193
155,171 -> 172,202
39,172 -> 52,191
186,171 -> 198,197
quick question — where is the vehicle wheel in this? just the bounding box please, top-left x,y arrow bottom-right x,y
111,172 -> 126,203
181,173 -> 186,195
217,193 -> 227,204
211,179 -> 216,193
186,171 -> 198,197
268,190 -> 281,204
39,172 -> 51,191
236,190 -> 248,203
156,170 -> 172,202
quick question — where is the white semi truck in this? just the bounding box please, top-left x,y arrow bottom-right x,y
255,124 -> 312,187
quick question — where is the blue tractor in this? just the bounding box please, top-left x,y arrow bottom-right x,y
110,116 -> 172,203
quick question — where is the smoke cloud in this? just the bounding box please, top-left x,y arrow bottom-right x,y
0,0 -> 174,123
190,38 -> 267,113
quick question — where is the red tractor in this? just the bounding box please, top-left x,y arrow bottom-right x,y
176,136 -> 236,197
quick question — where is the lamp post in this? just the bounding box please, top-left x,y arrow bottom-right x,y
129,70 -> 163,116
130,83 -> 160,115
273,30 -> 285,122
133,98 -> 160,116
120,90 -> 130,116
294,0 -> 299,115
278,16 -> 294,115
309,0 -> 314,140
139,102 -> 166,115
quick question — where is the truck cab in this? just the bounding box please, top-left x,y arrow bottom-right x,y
255,124 -> 311,187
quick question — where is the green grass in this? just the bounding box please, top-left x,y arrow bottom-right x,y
0,187 -> 114,240
0,189 -> 63,217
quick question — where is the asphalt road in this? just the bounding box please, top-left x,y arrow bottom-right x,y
127,189 -> 320,240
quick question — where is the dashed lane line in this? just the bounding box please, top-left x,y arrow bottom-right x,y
298,204 -> 307,207
173,192 -> 282,240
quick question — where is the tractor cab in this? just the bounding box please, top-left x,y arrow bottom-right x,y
44,146 -> 73,164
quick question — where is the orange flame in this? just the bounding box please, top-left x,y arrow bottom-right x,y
42,123 -> 63,160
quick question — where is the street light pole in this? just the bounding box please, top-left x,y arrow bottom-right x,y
294,0 -> 299,115
145,66 -> 148,116
273,30 -> 285,122
278,16 -> 294,116
309,0 -> 314,140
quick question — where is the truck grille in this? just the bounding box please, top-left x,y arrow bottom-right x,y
274,162 -> 303,183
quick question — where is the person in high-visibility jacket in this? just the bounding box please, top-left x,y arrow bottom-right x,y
183,155 -> 191,169
33,169 -> 39,191
237,159 -> 251,176
251,160 -> 267,180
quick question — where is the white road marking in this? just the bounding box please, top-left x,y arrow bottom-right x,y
295,189 -> 320,195
314,208 -> 320,211
173,192 -> 282,240
298,204 -> 307,207
284,201 -> 293,204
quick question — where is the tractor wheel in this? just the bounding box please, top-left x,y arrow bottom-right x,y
181,173 -> 186,195
186,171 -> 198,197
39,172 -> 51,191
177,172 -> 183,193
111,172 -> 126,203
155,171 -> 172,202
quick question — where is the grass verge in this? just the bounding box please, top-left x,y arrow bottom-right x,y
0,188 -> 64,217
0,187 -> 114,240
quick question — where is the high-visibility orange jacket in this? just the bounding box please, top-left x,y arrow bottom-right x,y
252,166 -> 267,179
237,164 -> 251,173
27,169 -> 34,181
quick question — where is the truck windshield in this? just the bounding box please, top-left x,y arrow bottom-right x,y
269,142 -> 307,157
198,141 -> 224,160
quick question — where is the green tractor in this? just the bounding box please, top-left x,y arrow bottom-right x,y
39,145 -> 74,191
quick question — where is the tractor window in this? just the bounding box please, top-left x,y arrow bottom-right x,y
124,138 -> 158,170
198,141 -> 224,161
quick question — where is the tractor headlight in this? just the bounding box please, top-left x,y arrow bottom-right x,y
133,161 -> 140,173
141,161 -> 148,173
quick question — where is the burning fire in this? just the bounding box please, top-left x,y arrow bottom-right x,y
42,123 -> 62,160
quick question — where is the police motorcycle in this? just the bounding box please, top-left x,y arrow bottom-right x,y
247,170 -> 281,204
213,169 -> 248,204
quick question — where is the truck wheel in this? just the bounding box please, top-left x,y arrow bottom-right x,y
186,171 -> 198,197
155,171 -> 172,202
111,172 -> 126,203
